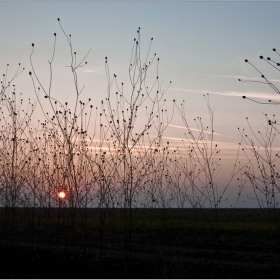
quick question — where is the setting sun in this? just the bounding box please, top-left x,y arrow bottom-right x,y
58,191 -> 66,199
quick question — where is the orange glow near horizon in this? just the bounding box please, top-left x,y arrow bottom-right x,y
58,191 -> 66,199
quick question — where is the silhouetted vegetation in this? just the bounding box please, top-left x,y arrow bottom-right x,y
0,19 -> 279,278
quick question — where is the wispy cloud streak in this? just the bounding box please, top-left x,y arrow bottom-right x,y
207,74 -> 280,83
167,124 -> 230,137
170,87 -> 280,101
83,68 -> 104,74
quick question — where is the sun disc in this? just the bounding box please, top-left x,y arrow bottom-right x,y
58,191 -> 66,199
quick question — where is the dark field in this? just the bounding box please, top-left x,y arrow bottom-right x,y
1,207 -> 280,278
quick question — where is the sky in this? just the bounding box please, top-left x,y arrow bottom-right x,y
1,1 -> 280,206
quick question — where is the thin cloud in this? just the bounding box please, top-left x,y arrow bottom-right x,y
208,74 -> 252,79
170,87 -> 280,101
206,74 -> 280,83
164,136 -> 280,152
167,124 -> 230,137
162,136 -> 238,148
266,78 -> 280,83
83,68 -> 104,74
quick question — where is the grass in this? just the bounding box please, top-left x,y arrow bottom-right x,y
0,207 -> 280,278
1,207 -> 279,252
1,207 -> 278,227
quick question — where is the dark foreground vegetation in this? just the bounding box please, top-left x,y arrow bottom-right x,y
0,208 -> 280,278
1,19 -> 280,278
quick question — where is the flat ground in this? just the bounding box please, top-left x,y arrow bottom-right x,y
0,208 -> 279,278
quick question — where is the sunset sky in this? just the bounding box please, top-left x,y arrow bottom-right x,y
1,1 -> 280,205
